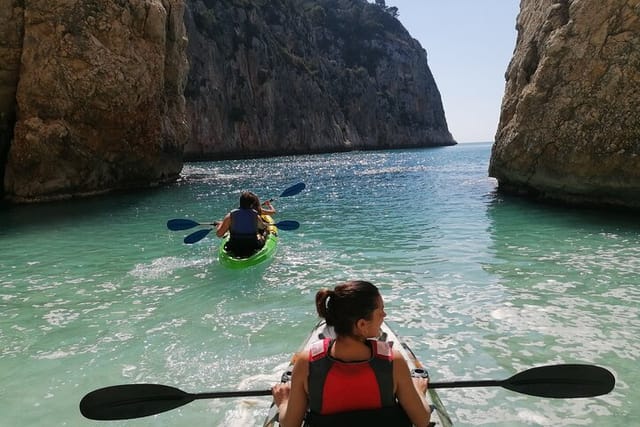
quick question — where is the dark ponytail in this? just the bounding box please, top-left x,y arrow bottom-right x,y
315,281 -> 380,336
315,288 -> 333,321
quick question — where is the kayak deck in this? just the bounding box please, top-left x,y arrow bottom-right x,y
218,215 -> 278,269
263,320 -> 453,427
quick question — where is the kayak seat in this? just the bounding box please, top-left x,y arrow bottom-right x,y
224,236 -> 264,258
224,243 -> 257,258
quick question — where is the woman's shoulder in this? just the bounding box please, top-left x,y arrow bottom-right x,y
291,350 -> 311,378
292,349 -> 311,364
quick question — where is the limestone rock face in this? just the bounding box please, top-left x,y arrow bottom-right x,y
1,0 -> 453,203
2,0 -> 188,203
183,0 -> 454,159
490,0 -> 640,209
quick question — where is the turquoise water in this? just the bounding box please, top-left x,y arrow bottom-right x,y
1,142 -> 638,426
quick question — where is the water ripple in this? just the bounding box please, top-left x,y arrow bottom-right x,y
1,144 -> 638,426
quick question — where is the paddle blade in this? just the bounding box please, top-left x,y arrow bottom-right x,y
275,220 -> 300,231
503,364 -> 615,398
184,228 -> 213,244
279,182 -> 305,198
167,219 -> 200,231
80,384 -> 194,420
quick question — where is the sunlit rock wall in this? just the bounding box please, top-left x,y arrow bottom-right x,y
2,0 -> 188,203
490,0 -> 640,209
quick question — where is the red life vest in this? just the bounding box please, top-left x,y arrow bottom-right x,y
307,338 -> 395,415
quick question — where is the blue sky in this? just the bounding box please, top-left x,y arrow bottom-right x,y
386,1 -> 520,143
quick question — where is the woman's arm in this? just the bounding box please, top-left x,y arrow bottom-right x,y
261,200 -> 276,215
216,214 -> 231,237
273,353 -> 309,427
393,352 -> 431,427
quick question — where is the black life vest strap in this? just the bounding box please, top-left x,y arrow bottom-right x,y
304,404 -> 412,427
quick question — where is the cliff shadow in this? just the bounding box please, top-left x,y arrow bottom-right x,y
0,111 -> 16,203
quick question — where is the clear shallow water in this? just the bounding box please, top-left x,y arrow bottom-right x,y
1,142 -> 638,426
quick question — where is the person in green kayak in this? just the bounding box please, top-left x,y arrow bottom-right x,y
271,280 -> 431,427
255,197 -> 276,217
216,191 -> 274,258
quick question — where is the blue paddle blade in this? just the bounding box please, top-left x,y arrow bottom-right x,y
183,228 -> 212,244
279,182 -> 305,198
275,220 -> 300,231
167,219 -> 201,231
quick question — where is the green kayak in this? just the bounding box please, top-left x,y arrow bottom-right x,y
218,216 -> 278,269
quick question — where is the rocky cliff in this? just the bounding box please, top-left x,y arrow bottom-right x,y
490,0 -> 640,209
1,0 -> 188,203
183,0 -> 454,159
0,0 -> 453,203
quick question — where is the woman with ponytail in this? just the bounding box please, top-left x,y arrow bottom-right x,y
272,280 -> 431,427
